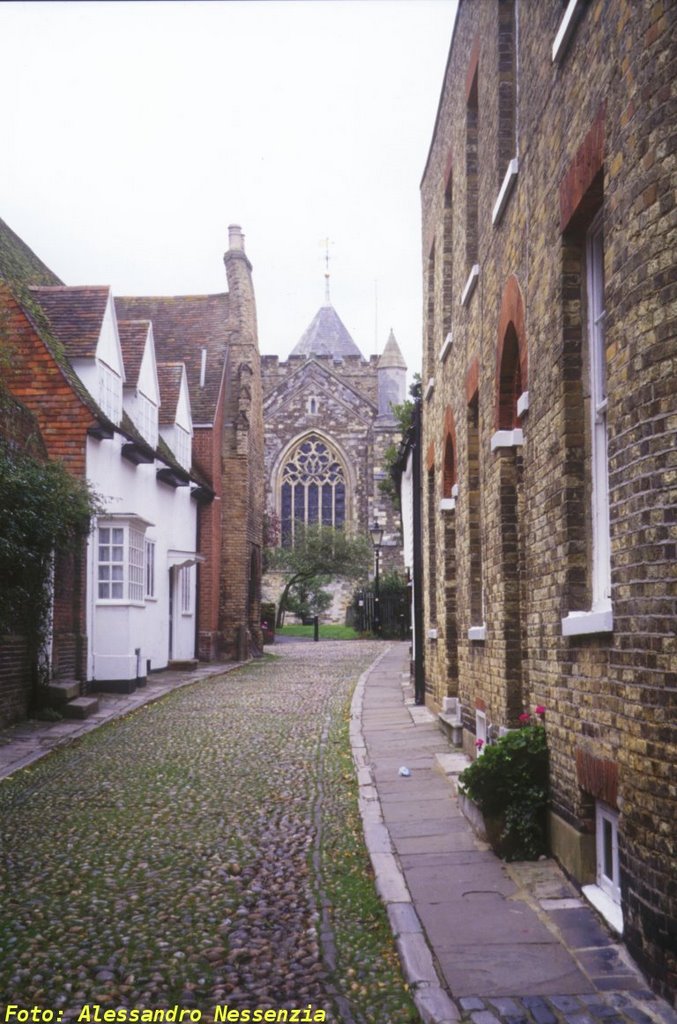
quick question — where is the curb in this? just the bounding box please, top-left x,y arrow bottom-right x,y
350,647 -> 460,1024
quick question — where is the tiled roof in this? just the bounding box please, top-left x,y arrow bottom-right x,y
157,362 -> 184,424
29,286 -> 110,360
115,294 -> 229,424
289,303 -> 363,360
0,217 -> 62,289
118,320 -> 150,386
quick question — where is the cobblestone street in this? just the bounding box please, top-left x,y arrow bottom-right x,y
0,641 -> 415,1023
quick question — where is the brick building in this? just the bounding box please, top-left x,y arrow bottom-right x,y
261,280 -> 406,614
420,0 -> 675,998
0,218 -> 264,724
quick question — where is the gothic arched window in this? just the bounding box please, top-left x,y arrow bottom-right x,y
280,435 -> 346,545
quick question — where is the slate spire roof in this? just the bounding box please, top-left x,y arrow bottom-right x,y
378,329 -> 407,370
289,301 -> 363,360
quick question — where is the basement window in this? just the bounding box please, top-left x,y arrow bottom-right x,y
583,801 -> 623,935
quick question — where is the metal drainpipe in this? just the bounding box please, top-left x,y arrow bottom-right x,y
412,399 -> 426,705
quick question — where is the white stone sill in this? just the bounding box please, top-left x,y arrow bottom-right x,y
561,607 -> 613,636
439,332 -> 453,362
491,428 -> 523,451
428,628 -> 438,640
492,158 -> 519,225
461,265 -> 480,307
439,497 -> 456,512
552,0 -> 585,63
517,390 -> 529,417
424,377 -> 435,401
582,884 -> 623,936
468,625 -> 486,642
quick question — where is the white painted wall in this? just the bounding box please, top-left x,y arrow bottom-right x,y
85,432 -> 198,682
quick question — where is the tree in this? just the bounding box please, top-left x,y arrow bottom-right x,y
266,523 -> 372,627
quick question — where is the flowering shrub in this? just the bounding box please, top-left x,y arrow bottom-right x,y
458,714 -> 549,860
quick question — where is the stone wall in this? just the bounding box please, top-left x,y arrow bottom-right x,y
420,0 -> 675,998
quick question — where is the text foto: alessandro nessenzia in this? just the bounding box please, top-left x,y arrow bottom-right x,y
3,1007 -> 328,1023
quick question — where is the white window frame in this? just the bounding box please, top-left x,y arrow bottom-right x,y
145,539 -> 156,599
180,565 -> 192,615
173,424 -> 192,470
96,518 -> 148,606
588,213 -> 611,611
475,710 -> 487,755
562,213 -> 612,637
595,800 -> 621,904
98,360 -> 122,423
138,392 -> 158,448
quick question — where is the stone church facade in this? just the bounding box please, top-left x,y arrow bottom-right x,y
420,0 -> 675,998
261,289 -> 407,613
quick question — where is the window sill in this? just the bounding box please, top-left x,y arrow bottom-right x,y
96,600 -> 145,608
561,607 -> 613,636
516,390 -> 529,418
428,628 -> 438,640
461,265 -> 480,307
582,884 -> 623,935
492,158 -> 519,225
424,377 -> 435,401
439,497 -> 456,512
491,428 -> 523,451
468,625 -> 486,642
552,0 -> 585,63
439,332 -> 453,362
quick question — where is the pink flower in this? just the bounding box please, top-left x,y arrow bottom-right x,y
519,712 -> 531,725
475,738 -> 484,749
535,705 -> 546,717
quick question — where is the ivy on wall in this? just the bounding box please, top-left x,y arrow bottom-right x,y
0,402 -> 99,705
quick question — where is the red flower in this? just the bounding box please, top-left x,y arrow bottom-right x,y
519,713 -> 531,725
475,738 -> 484,749
535,705 -> 546,717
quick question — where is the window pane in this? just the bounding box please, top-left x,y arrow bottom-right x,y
603,817 -> 614,880
112,528 -> 124,544
307,482 -> 319,524
335,483 -> 345,527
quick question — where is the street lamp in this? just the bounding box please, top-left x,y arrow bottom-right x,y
369,521 -> 384,636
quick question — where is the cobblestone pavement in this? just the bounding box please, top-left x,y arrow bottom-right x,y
0,642 -> 416,1023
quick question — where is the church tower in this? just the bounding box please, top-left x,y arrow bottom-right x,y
260,273 -> 407,618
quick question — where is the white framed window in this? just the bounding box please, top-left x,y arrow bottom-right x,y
145,539 -> 156,599
97,519 -> 149,604
596,801 -> 620,905
138,392 -> 158,448
98,361 -> 122,423
98,526 -> 125,600
173,424 -> 191,470
587,213 -> 611,611
475,710 -> 487,755
180,565 -> 192,614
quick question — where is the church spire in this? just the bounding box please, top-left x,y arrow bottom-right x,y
323,237 -> 331,306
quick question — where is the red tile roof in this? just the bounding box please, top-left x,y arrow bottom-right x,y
114,294 -> 229,423
157,362 -> 184,424
29,286 -> 110,360
118,320 -> 151,387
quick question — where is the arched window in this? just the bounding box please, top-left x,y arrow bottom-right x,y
280,434 -> 346,545
443,434 -> 456,498
498,325 -> 522,429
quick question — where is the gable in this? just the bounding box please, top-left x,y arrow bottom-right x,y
138,324 -> 160,406
263,359 -> 376,427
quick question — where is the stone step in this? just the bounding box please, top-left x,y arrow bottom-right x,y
48,679 -> 80,703
62,696 -> 100,719
438,711 -> 463,747
168,659 -> 199,671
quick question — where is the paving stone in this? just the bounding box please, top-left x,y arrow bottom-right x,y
470,1012 -> 501,1024
460,998 -> 486,1011
488,997 -> 523,1016
550,996 -> 585,1013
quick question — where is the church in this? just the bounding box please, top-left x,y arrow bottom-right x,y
261,277 -> 407,614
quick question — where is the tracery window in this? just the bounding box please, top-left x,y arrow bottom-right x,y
280,435 -> 346,545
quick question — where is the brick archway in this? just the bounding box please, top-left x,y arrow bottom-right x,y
495,274 -> 528,430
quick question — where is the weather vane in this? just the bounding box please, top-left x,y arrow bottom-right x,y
320,236 -> 332,305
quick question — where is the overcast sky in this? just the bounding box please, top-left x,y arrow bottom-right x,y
2,0 -> 457,377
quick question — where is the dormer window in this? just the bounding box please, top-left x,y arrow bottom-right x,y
173,424 -> 191,470
98,360 -> 122,423
138,392 -> 158,448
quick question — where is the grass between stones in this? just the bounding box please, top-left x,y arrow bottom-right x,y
0,644 -> 416,1022
276,625 -> 362,641
317,697 -> 419,1023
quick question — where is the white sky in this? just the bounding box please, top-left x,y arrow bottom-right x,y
2,0 -> 457,377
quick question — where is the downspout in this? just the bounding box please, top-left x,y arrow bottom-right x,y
412,398 -> 426,705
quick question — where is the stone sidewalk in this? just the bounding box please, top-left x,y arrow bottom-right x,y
352,643 -> 676,1024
